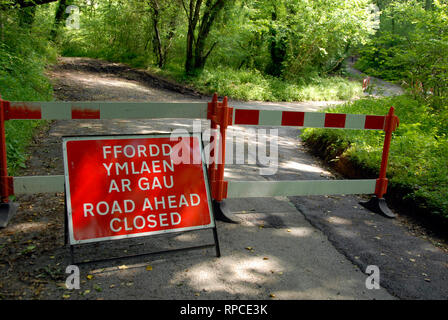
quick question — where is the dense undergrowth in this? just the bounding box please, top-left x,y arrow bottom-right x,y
0,6 -> 54,175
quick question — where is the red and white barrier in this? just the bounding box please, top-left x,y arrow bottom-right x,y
233,109 -> 386,130
0,94 -> 399,223
5,101 -> 209,120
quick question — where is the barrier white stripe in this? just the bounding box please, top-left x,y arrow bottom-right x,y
304,112 -> 326,128
13,176 -> 65,194
99,102 -> 208,119
226,179 -> 377,198
41,102 -> 72,119
258,110 -> 283,126
345,114 -> 366,129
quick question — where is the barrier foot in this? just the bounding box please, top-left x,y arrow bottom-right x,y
360,196 -> 395,218
0,202 -> 18,228
213,200 -> 240,224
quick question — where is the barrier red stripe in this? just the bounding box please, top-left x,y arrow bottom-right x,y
364,115 -> 385,130
325,113 -> 346,128
71,108 -> 100,119
7,104 -> 42,120
282,111 -> 305,126
234,109 -> 259,125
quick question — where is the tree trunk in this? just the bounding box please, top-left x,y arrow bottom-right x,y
182,0 -> 226,75
149,0 -> 164,67
51,0 -> 73,40
266,9 -> 287,77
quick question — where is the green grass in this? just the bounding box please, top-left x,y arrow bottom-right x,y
301,95 -> 448,220
149,64 -> 363,102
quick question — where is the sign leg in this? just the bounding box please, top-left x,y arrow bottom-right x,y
212,227 -> 221,258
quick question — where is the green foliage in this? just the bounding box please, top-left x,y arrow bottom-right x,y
355,0 -> 448,108
60,0 -> 181,68
301,95 -> 448,219
0,4 -> 54,175
59,0 -> 376,87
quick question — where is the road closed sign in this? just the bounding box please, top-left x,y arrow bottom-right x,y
62,133 -> 215,245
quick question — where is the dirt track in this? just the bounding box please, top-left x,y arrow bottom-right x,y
0,57 -> 446,301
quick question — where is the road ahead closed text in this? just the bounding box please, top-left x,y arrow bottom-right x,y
63,134 -> 214,244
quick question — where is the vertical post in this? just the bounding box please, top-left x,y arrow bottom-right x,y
208,93 -> 218,184
0,96 -> 17,228
215,96 -> 229,202
0,97 -> 10,203
207,94 -> 237,223
375,106 -> 398,199
360,106 -> 399,218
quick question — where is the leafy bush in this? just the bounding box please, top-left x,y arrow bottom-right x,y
355,0 -> 448,109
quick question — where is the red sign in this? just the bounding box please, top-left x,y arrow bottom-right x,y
63,133 -> 214,245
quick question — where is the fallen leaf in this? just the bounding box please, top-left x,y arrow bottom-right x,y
62,294 -> 70,299
83,290 -> 90,295
109,284 -> 115,288
94,284 -> 102,292
410,258 -> 416,262
245,247 -> 253,251
269,293 -> 276,298
118,265 -> 128,270
146,265 -> 153,271
86,275 -> 94,280
263,257 -> 269,260
194,293 -> 200,297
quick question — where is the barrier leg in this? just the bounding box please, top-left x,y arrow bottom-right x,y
360,107 -> 399,218
0,97 -> 17,228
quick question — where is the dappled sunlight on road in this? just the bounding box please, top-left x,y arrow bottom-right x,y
271,226 -> 314,238
5,221 -> 48,233
282,160 -> 331,175
326,216 -> 353,226
171,254 -> 284,296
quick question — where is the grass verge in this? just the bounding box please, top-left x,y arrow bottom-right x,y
148,64 -> 363,102
301,95 -> 448,222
